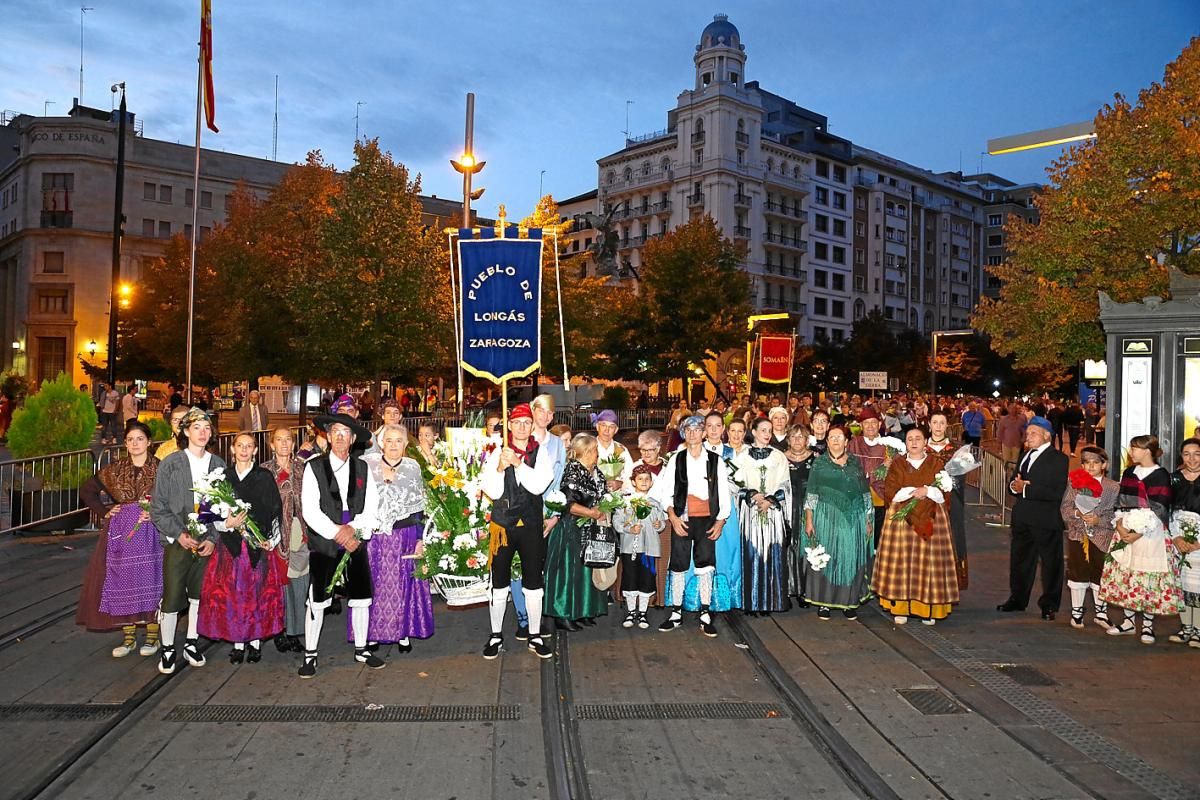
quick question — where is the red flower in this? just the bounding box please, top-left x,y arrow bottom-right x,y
1068,469 -> 1102,497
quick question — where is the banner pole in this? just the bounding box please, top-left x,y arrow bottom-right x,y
552,231 -> 569,389
500,379 -> 508,440
786,335 -> 794,398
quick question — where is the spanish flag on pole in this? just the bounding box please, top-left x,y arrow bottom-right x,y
200,0 -> 218,133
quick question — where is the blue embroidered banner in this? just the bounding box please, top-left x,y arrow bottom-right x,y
458,229 -> 543,383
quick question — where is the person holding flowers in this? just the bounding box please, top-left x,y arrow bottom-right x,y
803,425 -> 874,619
733,417 -> 792,614
263,427 -> 309,654
77,420 -> 163,658
198,433 -> 284,664
783,423 -> 816,606
592,409 -> 634,492
1169,438 -> 1200,647
872,426 -> 959,625
1100,434 -> 1182,644
926,411 -> 969,589
612,464 -> 667,628
649,416 -> 730,637
546,433 -> 615,634
848,406 -> 891,547
298,413 -> 382,678
356,424 -> 431,652
150,407 -> 225,675
1059,447 -> 1120,629
481,403 -> 555,660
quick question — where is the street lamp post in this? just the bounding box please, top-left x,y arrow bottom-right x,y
930,329 -> 973,405
450,93 -> 486,415
107,84 -> 127,388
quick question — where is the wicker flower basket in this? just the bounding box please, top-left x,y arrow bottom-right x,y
432,573 -> 491,607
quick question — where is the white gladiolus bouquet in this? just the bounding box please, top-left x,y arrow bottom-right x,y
933,470 -> 954,493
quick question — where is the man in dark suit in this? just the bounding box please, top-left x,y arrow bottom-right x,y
998,416 -> 1069,620
237,389 -> 270,432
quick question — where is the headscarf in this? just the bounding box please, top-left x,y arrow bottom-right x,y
591,409 -> 618,426
330,393 -> 357,415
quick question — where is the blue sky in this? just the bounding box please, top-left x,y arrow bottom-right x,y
4,1 -> 1196,217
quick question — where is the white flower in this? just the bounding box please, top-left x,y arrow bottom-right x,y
805,544 -> 831,572
545,490 -> 567,506
438,554 -> 456,571
1119,507 -> 1161,535
187,512 -> 199,521
878,436 -> 907,453
452,533 -> 476,551
933,470 -> 954,493
474,550 -> 489,567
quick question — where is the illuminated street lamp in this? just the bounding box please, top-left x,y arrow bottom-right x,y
118,282 -> 132,308
88,339 -> 98,359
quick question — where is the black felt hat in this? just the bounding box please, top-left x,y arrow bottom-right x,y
313,413 -> 372,446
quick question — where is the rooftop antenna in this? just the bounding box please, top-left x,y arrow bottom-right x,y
355,100 -> 365,143
79,6 -> 94,105
272,75 -> 279,161
623,99 -> 634,141
44,100 -> 55,116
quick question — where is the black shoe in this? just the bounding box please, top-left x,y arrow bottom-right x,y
842,608 -> 858,620
158,645 -> 177,675
528,636 -> 553,659
996,602 -> 1024,613
658,609 -> 682,632
699,609 -> 718,638
366,642 -> 380,653
329,597 -> 343,615
622,611 -> 636,628
817,607 -> 832,620
183,638 -> 206,667
1041,610 -> 1056,621
288,635 -> 304,653
229,647 -> 245,664
396,640 -> 413,654
247,643 -> 262,663
796,599 -> 810,609
483,635 -> 503,660
514,625 -> 530,641
298,651 -> 318,678
355,648 -> 386,669
554,618 -> 582,632
578,617 -> 596,627
273,634 -> 290,653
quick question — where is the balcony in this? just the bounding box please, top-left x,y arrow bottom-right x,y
764,200 -> 803,219
652,200 -> 672,215
691,131 -> 706,144
687,192 -> 705,207
765,263 -> 805,282
734,225 -> 751,239
736,131 -> 750,145
763,233 -> 808,252
734,193 -> 752,207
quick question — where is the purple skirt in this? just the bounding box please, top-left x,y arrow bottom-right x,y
99,504 -> 163,617
347,522 -> 434,642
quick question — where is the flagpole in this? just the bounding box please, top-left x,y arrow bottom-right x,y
185,36 -> 203,404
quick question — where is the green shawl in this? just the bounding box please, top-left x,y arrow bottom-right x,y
803,452 -> 874,585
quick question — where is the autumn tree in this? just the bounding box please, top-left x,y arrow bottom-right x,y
605,216 -> 751,392
974,37 -> 1200,369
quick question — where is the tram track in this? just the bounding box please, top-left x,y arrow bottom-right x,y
0,599 -> 80,651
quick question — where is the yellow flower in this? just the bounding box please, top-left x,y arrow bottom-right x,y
430,468 -> 464,490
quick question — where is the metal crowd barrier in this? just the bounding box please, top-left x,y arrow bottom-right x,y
968,447 -> 1014,528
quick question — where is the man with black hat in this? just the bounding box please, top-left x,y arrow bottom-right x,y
298,413 -> 382,677
998,416 -> 1069,620
848,406 -> 889,546
481,403 -> 554,659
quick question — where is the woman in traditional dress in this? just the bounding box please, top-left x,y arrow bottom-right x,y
872,426 -> 959,625
354,424 -> 432,651
77,421 -> 163,657
1059,446 -> 1120,629
198,433 -> 285,663
1100,434 -> 1182,644
926,411 -> 968,589
809,409 -> 830,457
734,417 -> 791,614
803,425 -> 874,619
783,423 -> 816,606
262,427 -> 309,653
545,434 -> 610,630
1169,437 -> 1200,647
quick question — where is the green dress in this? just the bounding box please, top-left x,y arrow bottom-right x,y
545,460 -> 610,621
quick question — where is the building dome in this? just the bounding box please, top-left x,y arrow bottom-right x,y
698,14 -> 740,49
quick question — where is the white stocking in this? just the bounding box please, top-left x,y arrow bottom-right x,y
669,572 -> 685,608
489,587 -> 510,635
1067,582 -> 1088,611
186,599 -> 200,639
160,611 -> 178,647
305,605 -> 325,652
351,606 -> 369,648
524,588 -> 543,637
234,642 -> 245,650
637,592 -> 651,613
625,593 -> 637,612
697,570 -> 713,607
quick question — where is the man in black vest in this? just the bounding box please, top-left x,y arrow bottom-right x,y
650,415 -> 730,637
299,413 -> 382,677
481,403 -> 554,659
998,416 -> 1070,620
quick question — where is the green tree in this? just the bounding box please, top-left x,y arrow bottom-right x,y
6,373 -> 97,457
974,37 -> 1200,368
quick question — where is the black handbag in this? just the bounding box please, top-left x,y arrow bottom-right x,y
580,523 -> 618,568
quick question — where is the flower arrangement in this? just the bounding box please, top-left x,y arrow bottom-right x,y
1069,468 -> 1104,516
418,439 -> 493,581
805,544 -> 831,572
597,492 -> 626,516
127,495 -> 154,540
597,453 -> 626,481
628,495 -> 653,520
1108,507 -> 1162,562
1171,510 -> 1200,569
544,490 -> 568,515
192,468 -> 268,548
871,436 -> 906,480
890,471 -> 954,524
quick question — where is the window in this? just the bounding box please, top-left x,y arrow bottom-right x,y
184,223 -> 192,239
159,185 -> 172,204
142,218 -> 155,237
853,299 -> 865,320
854,275 -> 866,291
832,246 -> 846,264
987,234 -> 1003,247
813,270 -> 828,288
42,251 -> 64,273
855,195 -> 866,210
855,248 -> 865,265
832,192 -> 846,210
40,173 -> 74,228
186,188 -> 194,206
815,187 -> 828,206
832,300 -> 845,318
624,167 -> 633,182
694,149 -> 703,165
813,326 -> 827,341
37,289 -> 68,314
832,165 -> 846,183
832,274 -> 845,291
737,149 -> 744,164
200,191 -> 212,209
833,219 -> 846,237
729,71 -> 738,85
814,241 -> 828,260
815,214 -> 829,233
854,222 -> 865,238
815,160 -> 829,178
988,214 -> 1002,227
36,337 -> 66,386
987,255 -> 1002,266
813,297 -> 828,315
144,182 -> 157,201
158,220 -> 171,238
831,328 -> 844,343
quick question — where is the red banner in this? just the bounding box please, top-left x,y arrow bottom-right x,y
758,335 -> 794,384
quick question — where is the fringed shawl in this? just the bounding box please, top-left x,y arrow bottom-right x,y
803,453 -> 873,584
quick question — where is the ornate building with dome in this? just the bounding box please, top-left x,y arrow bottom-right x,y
572,14 -> 998,345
